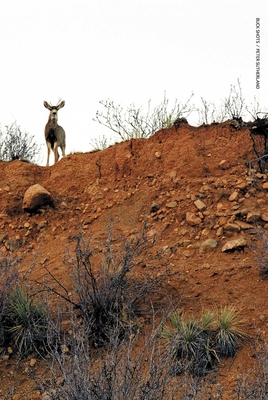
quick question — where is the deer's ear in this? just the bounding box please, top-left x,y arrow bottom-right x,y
44,101 -> 52,110
58,101 -> 65,109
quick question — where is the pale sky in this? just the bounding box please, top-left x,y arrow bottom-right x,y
0,0 -> 267,164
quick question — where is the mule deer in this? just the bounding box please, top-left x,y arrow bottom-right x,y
44,100 -> 66,166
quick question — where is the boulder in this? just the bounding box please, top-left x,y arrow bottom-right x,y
23,184 -> 54,212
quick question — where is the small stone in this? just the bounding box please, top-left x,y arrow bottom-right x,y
224,223 -> 241,232
199,239 -> 218,254
219,160 -> 229,170
217,203 -> 226,211
155,151 -> 161,158
235,220 -> 254,229
30,358 -> 37,367
218,217 -> 227,226
236,181 -> 249,190
150,202 -> 162,213
246,211 -> 261,223
222,237 -> 247,252
186,212 -> 202,226
166,201 -> 177,208
194,199 -> 206,211
229,191 -> 239,202
216,227 -> 224,237
263,182 -> 268,190
261,213 -> 268,222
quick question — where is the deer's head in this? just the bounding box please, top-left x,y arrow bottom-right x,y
44,100 -> 65,121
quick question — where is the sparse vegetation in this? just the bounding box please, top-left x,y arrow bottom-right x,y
0,122 -> 41,162
215,306 -> 248,357
36,229 -> 169,349
222,79 -> 246,121
0,254 -> 20,346
93,92 -> 195,141
236,336 -> 268,399
254,232 -> 268,279
89,134 -> 111,150
162,307 -> 248,377
5,287 -> 49,357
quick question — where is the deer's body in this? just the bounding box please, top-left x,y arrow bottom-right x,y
44,100 -> 66,166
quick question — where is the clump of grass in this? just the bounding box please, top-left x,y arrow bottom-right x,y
6,287 -> 49,357
0,254 -> 20,346
162,311 -> 218,376
215,306 -> 248,357
162,306 -> 248,377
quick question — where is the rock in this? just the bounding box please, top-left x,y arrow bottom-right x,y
194,199 -> 206,211
224,223 -> 241,232
222,237 -> 247,252
186,212 -> 202,226
236,181 -> 249,190
256,173 -> 266,179
263,182 -> 268,190
23,184 -> 54,212
216,203 -> 226,212
199,239 -> 218,254
218,217 -> 227,226
4,239 -> 22,252
235,220 -> 254,229
246,211 -> 261,223
166,201 -> 177,208
216,227 -> 224,237
155,151 -> 161,159
219,160 -> 230,170
229,191 -> 239,202
150,202 -> 162,213
30,358 -> 37,367
262,213 -> 268,222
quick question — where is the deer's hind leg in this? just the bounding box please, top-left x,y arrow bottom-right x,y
53,142 -> 59,164
60,143 -> 66,157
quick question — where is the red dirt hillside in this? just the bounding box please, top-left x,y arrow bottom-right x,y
1,122 -> 268,397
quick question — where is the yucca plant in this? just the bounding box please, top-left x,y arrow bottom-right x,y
200,309 -> 217,331
162,311 -> 217,376
162,307 -> 248,376
6,287 -> 48,357
214,306 -> 248,357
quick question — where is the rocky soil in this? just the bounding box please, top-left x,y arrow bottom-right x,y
1,122 -> 268,398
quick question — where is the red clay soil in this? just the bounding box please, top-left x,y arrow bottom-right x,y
1,122 -> 268,398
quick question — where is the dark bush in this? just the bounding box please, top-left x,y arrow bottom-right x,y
40,228 -> 168,348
